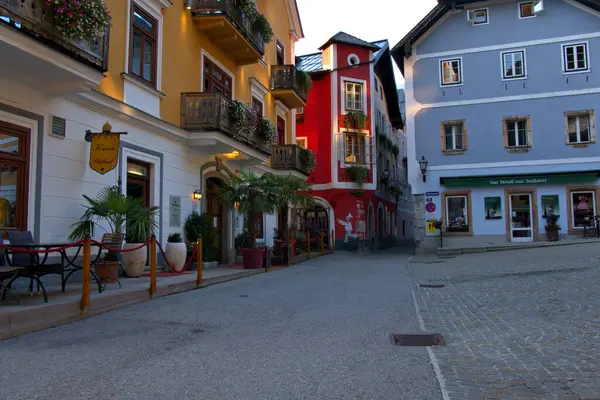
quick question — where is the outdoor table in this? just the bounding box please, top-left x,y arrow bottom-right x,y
5,241 -> 105,302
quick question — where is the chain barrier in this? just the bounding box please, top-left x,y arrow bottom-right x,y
0,240 -> 86,254
155,240 -> 198,274
90,238 -> 151,253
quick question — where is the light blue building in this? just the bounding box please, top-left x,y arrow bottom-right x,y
393,0 -> 600,250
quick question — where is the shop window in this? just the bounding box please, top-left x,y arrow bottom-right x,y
445,194 -> 470,232
0,121 -> 30,233
571,191 -> 596,228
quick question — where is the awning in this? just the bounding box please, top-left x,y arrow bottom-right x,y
441,171 -> 599,187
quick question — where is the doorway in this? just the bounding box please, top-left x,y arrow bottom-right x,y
277,116 -> 285,145
206,177 -> 224,263
377,206 -> 384,247
509,193 -> 533,242
127,160 -> 151,207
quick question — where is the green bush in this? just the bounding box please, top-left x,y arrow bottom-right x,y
183,212 -> 217,261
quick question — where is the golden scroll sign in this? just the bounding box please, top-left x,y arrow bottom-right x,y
85,122 -> 127,175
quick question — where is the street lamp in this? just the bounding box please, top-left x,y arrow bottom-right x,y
419,156 -> 428,182
192,190 -> 202,201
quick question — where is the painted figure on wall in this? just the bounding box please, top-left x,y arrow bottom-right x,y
337,213 -> 359,243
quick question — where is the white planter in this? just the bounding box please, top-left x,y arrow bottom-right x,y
121,243 -> 148,277
165,242 -> 187,272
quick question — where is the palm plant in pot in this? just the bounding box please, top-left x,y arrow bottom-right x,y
122,204 -> 159,277
220,170 -> 313,269
165,233 -> 186,272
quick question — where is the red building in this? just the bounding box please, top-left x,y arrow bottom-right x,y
296,32 -> 405,250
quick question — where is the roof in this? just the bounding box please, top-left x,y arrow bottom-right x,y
319,31 -> 380,51
296,52 -> 323,73
391,0 -> 600,75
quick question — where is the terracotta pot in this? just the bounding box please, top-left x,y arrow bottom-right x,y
241,248 -> 265,269
546,230 -> 559,241
94,261 -> 119,283
165,242 -> 187,272
121,243 -> 148,277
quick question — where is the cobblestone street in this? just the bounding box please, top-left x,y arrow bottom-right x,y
411,243 -> 600,400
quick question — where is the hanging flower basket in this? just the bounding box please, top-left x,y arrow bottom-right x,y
45,0 -> 111,41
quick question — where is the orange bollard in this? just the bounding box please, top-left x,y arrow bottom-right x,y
307,231 -> 310,259
331,230 -> 335,253
149,234 -> 157,297
80,235 -> 91,315
320,232 -> 325,256
196,238 -> 203,287
290,229 -> 295,265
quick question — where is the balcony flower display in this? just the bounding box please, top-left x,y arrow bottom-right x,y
229,100 -> 259,137
258,118 -> 277,144
45,0 -> 111,41
299,148 -> 316,173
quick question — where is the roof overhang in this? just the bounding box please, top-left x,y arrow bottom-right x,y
285,0 -> 304,41
373,43 -> 404,129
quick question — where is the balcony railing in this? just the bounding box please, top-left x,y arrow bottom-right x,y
0,0 -> 110,72
271,144 -> 310,175
181,92 -> 271,155
190,0 -> 264,56
271,65 -> 308,102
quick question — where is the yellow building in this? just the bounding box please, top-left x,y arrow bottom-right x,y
0,0 -> 308,264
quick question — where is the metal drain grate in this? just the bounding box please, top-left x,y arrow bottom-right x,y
392,334 -> 445,346
420,283 -> 446,288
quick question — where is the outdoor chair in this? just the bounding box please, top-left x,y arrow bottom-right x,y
0,241 -> 22,304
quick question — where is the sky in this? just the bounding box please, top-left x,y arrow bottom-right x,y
294,0 -> 438,87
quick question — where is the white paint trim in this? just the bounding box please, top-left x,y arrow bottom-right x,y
331,43 -> 339,186
122,73 -> 166,97
468,7 -> 490,26
310,182 -> 377,191
0,110 -> 39,236
428,155 -> 600,171
200,49 -> 235,99
347,53 -> 360,66
415,31 -> 600,61
291,109 -> 297,143
340,77 -> 368,115
518,1 -> 537,19
439,57 -> 464,87
122,148 -> 161,212
296,136 -> 308,148
563,0 -> 600,18
275,100 -> 289,117
500,48 -> 528,80
561,40 -> 591,74
403,57 -> 421,194
250,78 -> 269,117
421,87 -> 600,109
369,56 -> 377,180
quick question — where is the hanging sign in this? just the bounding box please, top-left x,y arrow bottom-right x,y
86,122 -> 127,175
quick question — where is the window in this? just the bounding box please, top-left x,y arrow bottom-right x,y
127,160 -> 151,207
445,195 -> 469,232
519,2 -> 535,18
345,82 -> 364,112
468,9 -> 488,25
440,58 -> 462,86
252,97 -> 263,116
130,5 -> 157,85
440,120 -> 467,153
571,191 -> 596,228
565,110 -> 595,145
502,51 -> 526,79
503,116 -> 532,150
297,107 -> 304,115
345,134 -> 366,164
276,40 -> 285,66
203,57 -> 232,99
296,137 -> 307,149
563,43 -> 589,73
276,116 -> 285,145
0,121 -> 30,233
348,54 -> 360,66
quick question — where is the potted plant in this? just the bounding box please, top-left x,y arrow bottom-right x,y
252,13 -> 274,43
299,147 -> 317,173
165,233 -> 187,272
344,111 -> 369,130
545,215 -> 560,241
122,201 -> 159,277
220,170 -> 313,269
183,212 -> 218,265
296,70 -> 312,94
433,219 -> 443,230
257,118 -> 277,145
69,187 -> 157,280
45,0 -> 110,41
345,165 -> 369,189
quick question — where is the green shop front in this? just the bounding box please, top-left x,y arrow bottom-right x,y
426,171 -> 600,245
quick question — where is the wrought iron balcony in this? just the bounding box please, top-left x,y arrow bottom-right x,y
270,65 -> 308,109
189,0 -> 264,65
0,0 -> 110,72
181,92 -> 271,155
271,144 -> 310,176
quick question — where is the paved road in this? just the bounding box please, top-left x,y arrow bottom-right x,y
411,243 -> 600,400
0,249 -> 441,400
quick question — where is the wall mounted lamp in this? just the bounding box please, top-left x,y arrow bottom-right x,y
419,156 -> 428,183
192,190 -> 203,201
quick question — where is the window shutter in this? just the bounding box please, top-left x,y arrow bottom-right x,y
590,110 -> 596,143
526,116 -> 532,146
339,133 -> 346,162
563,112 -> 570,144
462,125 -> 468,151
439,123 -> 445,151
51,116 -> 66,139
502,118 -> 509,147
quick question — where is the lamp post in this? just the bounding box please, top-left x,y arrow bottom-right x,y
419,156 -> 428,183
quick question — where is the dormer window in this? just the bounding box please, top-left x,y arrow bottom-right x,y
519,2 -> 535,18
468,9 -> 488,26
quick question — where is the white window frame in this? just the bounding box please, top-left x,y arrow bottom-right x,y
339,129 -> 371,169
468,8 -> 489,26
340,77 -> 367,115
250,77 -> 268,117
562,42 -> 590,74
506,119 -> 529,147
501,50 -> 527,80
518,1 -> 536,19
439,57 -> 463,87
445,195 -> 468,227
344,133 -> 367,165
347,53 -> 360,66
571,190 -> 597,229
567,114 -> 591,144
443,123 -> 465,151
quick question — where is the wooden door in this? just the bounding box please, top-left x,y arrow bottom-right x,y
206,178 -> 223,263
277,116 -> 285,145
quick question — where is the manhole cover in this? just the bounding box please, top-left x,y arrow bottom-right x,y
419,284 -> 445,288
392,334 -> 445,346
239,294 -> 249,297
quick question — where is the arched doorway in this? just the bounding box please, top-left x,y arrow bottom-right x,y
296,205 -> 330,244
206,177 -> 226,263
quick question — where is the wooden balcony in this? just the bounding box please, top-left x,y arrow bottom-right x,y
0,0 -> 109,72
181,92 -> 271,155
190,0 -> 264,66
270,65 -> 307,109
271,144 -> 310,176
